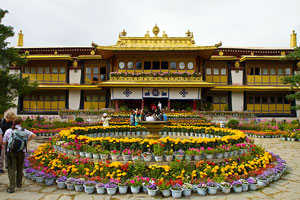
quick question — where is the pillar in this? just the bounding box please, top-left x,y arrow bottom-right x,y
115,100 -> 119,111
193,100 -> 197,111
168,99 -> 171,111
141,99 -> 144,110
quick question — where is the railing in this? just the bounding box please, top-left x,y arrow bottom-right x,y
109,76 -> 203,81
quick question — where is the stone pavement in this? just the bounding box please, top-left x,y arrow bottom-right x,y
0,138 -> 300,200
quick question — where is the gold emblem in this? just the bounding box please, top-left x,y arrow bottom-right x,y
54,50 -> 58,55
281,51 -> 286,56
90,50 -> 95,55
73,60 -> 78,67
219,51 -> 224,56
152,24 -> 160,36
235,61 -> 240,68
251,52 -> 254,56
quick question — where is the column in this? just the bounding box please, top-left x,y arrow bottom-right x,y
168,99 -> 171,111
193,100 -> 197,111
115,100 -> 119,111
141,99 -> 144,110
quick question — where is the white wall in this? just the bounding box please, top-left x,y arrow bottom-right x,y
231,69 -> 243,85
69,90 -> 81,110
69,69 -> 82,84
231,91 -> 244,112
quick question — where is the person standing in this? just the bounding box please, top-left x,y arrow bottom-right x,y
101,113 -> 111,127
134,112 -> 142,126
1,117 -> 36,193
158,101 -> 162,111
130,110 -> 135,126
0,112 -> 16,173
162,110 -> 168,121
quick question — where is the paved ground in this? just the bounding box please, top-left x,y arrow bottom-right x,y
0,137 -> 300,200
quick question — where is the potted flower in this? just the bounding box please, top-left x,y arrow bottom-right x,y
174,149 -> 185,161
122,149 -> 132,161
110,150 -> 120,161
118,179 -> 129,195
215,147 -> 225,159
100,149 -> 110,160
91,146 -> 101,159
241,179 -> 249,191
131,150 -> 142,161
142,151 -> 152,162
247,178 -> 258,190
74,178 -> 85,192
83,180 -> 97,194
205,147 -> 215,159
157,180 -> 171,197
196,182 -> 207,196
185,148 -> 198,161
95,183 -> 106,194
170,183 -> 183,199
220,182 -> 231,194
43,173 -> 56,186
129,176 -> 143,194
105,182 -> 118,195
34,171 -> 46,183
66,178 -> 76,190
257,174 -> 268,186
164,149 -> 173,162
56,176 -> 67,189
231,180 -> 243,193
147,182 -> 158,197
182,183 -> 192,197
207,181 -> 218,195
153,143 -> 164,162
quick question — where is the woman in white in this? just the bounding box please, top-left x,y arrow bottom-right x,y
101,113 -> 111,127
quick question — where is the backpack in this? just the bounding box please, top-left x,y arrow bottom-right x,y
7,128 -> 28,152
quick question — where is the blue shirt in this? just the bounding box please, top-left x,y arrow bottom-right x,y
163,114 -> 168,121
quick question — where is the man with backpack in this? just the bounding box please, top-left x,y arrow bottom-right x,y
0,112 -> 16,173
0,117 -> 36,193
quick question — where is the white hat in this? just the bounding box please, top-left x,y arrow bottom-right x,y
103,113 -> 108,117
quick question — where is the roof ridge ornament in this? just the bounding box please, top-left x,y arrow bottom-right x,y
152,24 -> 160,37
215,41 -> 222,47
119,29 -> 127,37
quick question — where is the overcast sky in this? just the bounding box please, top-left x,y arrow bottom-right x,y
1,0 -> 300,48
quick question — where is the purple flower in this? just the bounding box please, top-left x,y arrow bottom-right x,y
43,173 -> 56,180
171,183 -> 182,190
207,181 -> 217,187
105,182 -> 117,188
231,180 -> 242,187
147,183 -> 157,190
197,182 -> 207,188
74,179 -> 85,185
84,180 -> 97,186
57,176 -> 67,182
247,178 -> 257,184
35,171 -> 46,177
96,183 -> 105,188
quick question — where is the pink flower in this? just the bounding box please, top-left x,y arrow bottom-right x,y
130,180 -> 135,184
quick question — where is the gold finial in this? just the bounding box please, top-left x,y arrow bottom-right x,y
185,30 -> 192,37
152,24 -> 160,36
162,31 -> 168,37
219,50 -> 224,56
91,41 -> 98,48
54,50 -> 58,55
235,61 -> 240,68
90,50 -> 95,55
17,30 -> 23,47
144,31 -> 150,37
119,29 -> 127,37
215,41 -> 222,47
24,50 -> 29,55
251,52 -> 254,56
281,51 -> 286,56
290,30 -> 297,48
73,60 -> 78,67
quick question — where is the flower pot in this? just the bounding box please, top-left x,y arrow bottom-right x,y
56,181 -> 66,189
206,153 -> 214,159
242,183 -> 249,191
208,186 -> 217,195
183,189 -> 192,197
111,154 -> 119,161
96,186 -> 105,194
66,183 -> 75,190
221,186 -> 231,194
85,152 -> 93,158
75,184 -> 84,192
142,185 -> 148,193
171,189 -> 183,199
249,184 -> 258,191
233,186 -> 242,193
79,152 -> 85,157
233,150 -> 238,156
257,179 -> 268,186
224,152 -> 229,158
155,156 -> 163,162
45,178 -> 55,186
122,154 -> 131,161
118,185 -> 128,194
194,155 -> 201,161
130,186 -> 141,194
174,155 -> 184,161
165,155 -> 173,162
228,151 -> 233,157
132,155 -> 141,161
197,187 -> 207,196
162,189 -> 171,197
106,187 -> 117,195
84,184 -> 95,194
215,153 -> 223,159
23,170 -> 28,178
100,154 -> 109,160
93,154 -> 100,159
143,154 -> 152,162
67,150 -> 74,155
148,188 -> 158,197
185,155 -> 192,161
35,176 -> 44,183
192,184 -> 197,192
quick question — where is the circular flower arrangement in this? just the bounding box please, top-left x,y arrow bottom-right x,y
25,125 -> 286,197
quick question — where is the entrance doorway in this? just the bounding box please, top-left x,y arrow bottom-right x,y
144,98 -> 168,111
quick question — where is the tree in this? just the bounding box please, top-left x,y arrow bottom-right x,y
0,8 -> 37,115
282,47 -> 300,110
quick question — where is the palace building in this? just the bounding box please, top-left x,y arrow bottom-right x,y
8,26 -> 300,118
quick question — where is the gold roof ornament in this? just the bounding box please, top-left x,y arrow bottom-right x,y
251,52 -> 254,56
219,50 -> 224,56
54,50 -> 58,55
90,50 -> 95,55
162,31 -> 168,38
290,30 -> 297,48
215,41 -> 222,47
73,60 -> 78,67
119,29 -> 127,37
144,31 -> 150,37
24,50 -> 29,55
17,30 -> 23,47
91,41 -> 98,48
152,24 -> 160,36
235,61 -> 240,68
185,30 -> 192,37
281,51 -> 286,56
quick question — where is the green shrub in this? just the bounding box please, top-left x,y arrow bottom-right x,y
226,119 -> 239,129
75,117 -> 84,123
291,119 -> 299,125
186,107 -> 193,112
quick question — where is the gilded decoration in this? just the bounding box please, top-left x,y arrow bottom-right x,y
73,60 -> 78,67
17,30 -> 23,47
152,24 -> 160,36
281,51 -> 286,56
90,50 -> 95,55
219,50 -> 224,56
235,61 -> 240,68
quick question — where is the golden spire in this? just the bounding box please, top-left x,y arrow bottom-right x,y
152,24 -> 160,36
17,30 -> 23,47
290,30 -> 297,48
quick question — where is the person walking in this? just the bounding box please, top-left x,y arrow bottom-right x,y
101,113 -> 111,127
0,112 -> 16,173
130,110 -> 135,126
1,117 -> 36,193
157,101 -> 162,111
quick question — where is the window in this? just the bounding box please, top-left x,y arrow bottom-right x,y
220,96 -> 227,104
187,62 -> 194,69
38,67 -> 43,74
285,68 -> 291,75
221,68 -> 226,75
170,62 -> 176,70
206,68 -> 211,75
213,68 -> 219,75
213,96 -> 219,103
24,67 -> 29,73
118,62 -> 125,69
100,67 -> 106,74
144,61 -> 151,70
153,61 -> 160,69
255,68 -> 260,75
30,67 -> 35,74
270,97 -> 275,103
45,67 -> 50,74
262,97 -> 268,104
127,62 -> 134,69
84,92 -> 106,110
136,62 -> 142,69
60,67 -> 65,74
277,97 -> 283,104
263,68 -> 268,75
52,67 -> 58,74
179,62 -> 185,70
270,68 -> 275,75
278,68 -> 283,75
86,67 -> 91,74
249,97 -> 253,104
93,67 -> 98,74
255,97 -> 260,104
284,98 -> 289,104
161,61 -> 168,69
